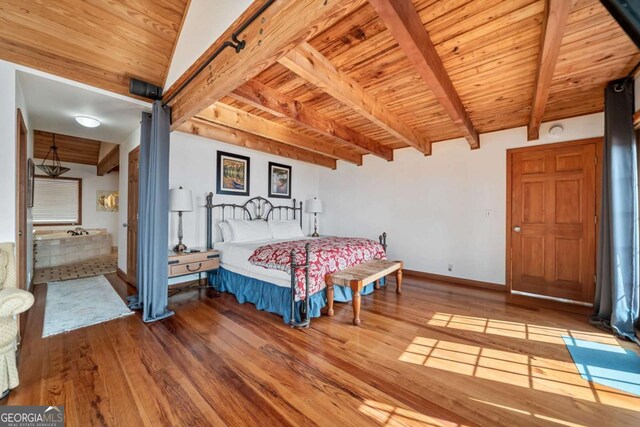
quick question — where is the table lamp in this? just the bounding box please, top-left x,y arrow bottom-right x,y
169,186 -> 193,252
305,198 -> 323,237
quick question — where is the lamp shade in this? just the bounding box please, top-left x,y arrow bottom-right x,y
169,187 -> 193,212
305,198 -> 323,214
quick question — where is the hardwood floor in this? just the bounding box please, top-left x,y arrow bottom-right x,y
6,273 -> 640,426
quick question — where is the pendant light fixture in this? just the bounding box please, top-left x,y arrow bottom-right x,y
37,134 -> 70,178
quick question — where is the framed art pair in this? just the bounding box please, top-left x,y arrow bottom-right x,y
216,151 -> 292,199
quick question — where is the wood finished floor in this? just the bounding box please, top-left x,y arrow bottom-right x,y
5,273 -> 640,426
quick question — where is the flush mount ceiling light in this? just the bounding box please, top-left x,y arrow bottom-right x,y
548,124 -> 564,138
75,116 -> 101,128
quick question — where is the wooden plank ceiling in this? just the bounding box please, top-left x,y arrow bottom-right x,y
0,0 -> 190,97
4,0 -> 637,168
172,0 -> 639,168
34,130 -> 102,166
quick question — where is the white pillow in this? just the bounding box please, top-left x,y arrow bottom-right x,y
226,219 -> 272,243
218,222 -> 233,242
269,220 -> 305,240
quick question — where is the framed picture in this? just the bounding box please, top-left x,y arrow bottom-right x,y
96,190 -> 119,212
216,151 -> 250,196
268,162 -> 292,199
27,158 -> 35,208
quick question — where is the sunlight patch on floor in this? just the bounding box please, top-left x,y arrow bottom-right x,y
358,399 -> 466,427
399,337 -> 640,412
427,312 -> 619,346
469,398 -> 586,427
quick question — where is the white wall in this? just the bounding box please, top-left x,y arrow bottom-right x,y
116,128 -> 322,279
165,131 -> 320,284
318,113 -> 605,285
0,61 -> 35,287
16,77 -> 36,286
164,0 -> 253,89
169,131 -> 320,251
0,61 -> 17,245
34,161 -> 120,247
0,61 -> 38,286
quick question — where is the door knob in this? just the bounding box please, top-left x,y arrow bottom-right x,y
513,226 -> 521,232
123,223 -> 128,228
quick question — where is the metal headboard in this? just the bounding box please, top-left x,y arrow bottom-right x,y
205,193 -> 303,249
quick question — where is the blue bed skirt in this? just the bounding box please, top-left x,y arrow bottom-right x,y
209,268 -> 384,323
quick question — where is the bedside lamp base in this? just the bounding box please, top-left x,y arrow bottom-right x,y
173,210 -> 188,253
173,242 -> 188,253
311,212 -> 320,237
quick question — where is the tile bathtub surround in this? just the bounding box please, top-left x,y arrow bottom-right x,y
33,228 -> 108,238
34,231 -> 112,268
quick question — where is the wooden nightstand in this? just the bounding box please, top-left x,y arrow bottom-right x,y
167,248 -> 220,297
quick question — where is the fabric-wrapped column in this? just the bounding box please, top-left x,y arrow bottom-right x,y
128,101 -> 174,322
591,79 -> 639,343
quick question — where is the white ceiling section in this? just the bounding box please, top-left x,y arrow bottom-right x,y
164,0 -> 254,90
17,71 -> 150,144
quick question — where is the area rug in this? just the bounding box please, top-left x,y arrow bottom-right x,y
562,336 -> 640,397
43,275 -> 133,338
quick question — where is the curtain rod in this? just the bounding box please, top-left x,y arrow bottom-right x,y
162,0 -> 277,107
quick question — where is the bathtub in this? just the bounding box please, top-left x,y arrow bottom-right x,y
34,229 -> 107,240
34,228 -> 112,268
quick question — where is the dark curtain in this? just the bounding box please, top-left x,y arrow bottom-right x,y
128,101 -> 174,322
591,78 -> 639,343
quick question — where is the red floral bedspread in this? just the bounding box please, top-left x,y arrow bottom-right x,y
248,237 -> 387,301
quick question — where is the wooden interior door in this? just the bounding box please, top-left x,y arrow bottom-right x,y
16,109 -> 27,291
127,146 -> 140,286
508,139 -> 599,303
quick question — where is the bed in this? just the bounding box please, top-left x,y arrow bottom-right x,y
204,194 -> 388,328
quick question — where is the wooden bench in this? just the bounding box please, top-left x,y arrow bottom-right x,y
325,259 -> 403,326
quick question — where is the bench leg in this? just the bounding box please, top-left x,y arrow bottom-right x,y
374,279 -> 380,290
352,290 -> 361,326
396,268 -> 403,295
327,284 -> 335,317
325,275 -> 335,317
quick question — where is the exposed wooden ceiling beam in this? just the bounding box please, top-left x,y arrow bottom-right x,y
279,42 -> 431,155
368,0 -> 479,149
196,102 -> 362,165
230,80 -> 393,161
527,0 -> 571,141
97,145 -> 120,176
177,118 -> 337,169
166,0 -> 366,130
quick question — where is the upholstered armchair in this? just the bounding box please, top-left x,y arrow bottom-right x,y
0,242 -> 34,398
